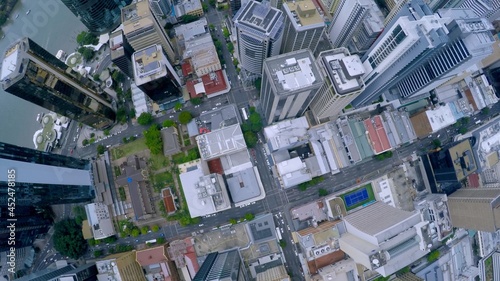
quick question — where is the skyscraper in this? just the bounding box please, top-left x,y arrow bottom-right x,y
109,29 -> 135,78
193,249 -> 247,281
327,0 -> 384,55
260,49 -> 323,124
310,48 -> 366,122
351,8 -> 495,107
61,0 -> 132,34
122,0 -> 177,63
280,0 -> 325,54
0,38 -> 116,129
234,0 -> 285,82
132,44 -> 182,110
0,141 -> 95,206
447,188 -> 500,232
149,0 -> 172,17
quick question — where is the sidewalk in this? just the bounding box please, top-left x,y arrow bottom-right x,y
77,123 -> 129,148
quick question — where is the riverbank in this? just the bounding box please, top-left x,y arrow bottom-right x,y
0,0 -> 20,37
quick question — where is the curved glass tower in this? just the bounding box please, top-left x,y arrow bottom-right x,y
61,0 -> 132,34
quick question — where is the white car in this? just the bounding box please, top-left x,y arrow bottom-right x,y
216,103 -> 221,106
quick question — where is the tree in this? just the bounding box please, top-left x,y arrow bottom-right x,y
427,249 -> 440,262
209,0 -> 216,7
229,218 -> 237,225
97,144 -> 105,155
209,24 -> 215,31
319,188 -> 328,197
78,47 -> 95,61
279,240 -> 287,248
243,131 -> 257,148
254,78 -> 262,90
93,250 -> 103,258
141,226 -> 149,235
73,206 -> 87,225
190,97 -> 202,105
76,31 -> 98,45
164,23 -> 173,29
481,107 -> 490,115
90,132 -> 95,138
104,129 -> 111,136
144,124 -> 163,155
222,27 -> 230,38
93,74 -> 100,81
82,139 -> 89,146
244,213 -> 255,221
432,139 -> 441,148
137,112 -> 154,125
232,58 -> 239,67
157,237 -> 166,244
112,70 -> 125,83
227,42 -> 234,53
116,107 -> 127,124
181,14 -> 199,23
151,225 -> 160,232
103,236 -> 117,243
53,219 -> 87,259
459,127 -> 468,134
174,102 -> 183,111
131,228 -> 140,237
202,3 -> 209,11
163,120 -> 175,128
178,111 -> 193,124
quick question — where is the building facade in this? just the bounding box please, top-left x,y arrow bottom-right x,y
234,0 -> 285,82
0,38 -> 116,129
110,29 -> 135,78
352,8 -> 495,107
280,0 -> 325,54
61,0 -> 132,34
328,0 -> 384,56
132,44 -> 182,110
122,0 -> 177,63
193,249 -> 247,281
149,0 -> 172,17
260,49 -> 323,124
310,48 -> 365,122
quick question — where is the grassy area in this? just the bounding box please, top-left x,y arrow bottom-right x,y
340,183 -> 375,211
152,171 -> 174,192
184,139 -> 191,146
113,166 -> 121,177
485,256 -> 493,281
149,153 -> 170,171
111,138 -> 148,160
171,148 -> 200,165
118,186 -> 126,201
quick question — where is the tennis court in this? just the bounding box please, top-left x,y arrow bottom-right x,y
344,189 -> 369,208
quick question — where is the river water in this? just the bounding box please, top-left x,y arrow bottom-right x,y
0,0 -> 86,148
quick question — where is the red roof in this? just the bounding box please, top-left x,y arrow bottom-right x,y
207,158 -> 224,174
201,70 -> 227,95
162,188 -> 177,214
184,252 -> 200,275
136,246 -> 167,266
364,115 -> 392,154
182,61 -> 193,77
467,173 -> 480,188
186,80 -> 203,98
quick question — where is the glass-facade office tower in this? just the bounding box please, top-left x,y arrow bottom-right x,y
61,0 -> 132,34
110,30 -> 135,78
351,4 -> 495,107
234,0 -> 284,82
0,37 -> 116,129
0,142 -> 94,251
193,249 -> 247,281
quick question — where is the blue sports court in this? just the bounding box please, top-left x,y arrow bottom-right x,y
344,188 -> 369,208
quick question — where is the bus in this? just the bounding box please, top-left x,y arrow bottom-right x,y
241,107 -> 249,121
275,227 -> 282,241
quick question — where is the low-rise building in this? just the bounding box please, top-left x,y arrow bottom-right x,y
136,245 -> 180,281
175,0 -> 203,19
264,116 -> 310,152
167,238 -> 200,281
96,251 -> 146,281
85,203 -> 116,240
161,126 -> 181,156
414,193 -> 453,242
184,34 -> 221,77
196,124 -> 247,160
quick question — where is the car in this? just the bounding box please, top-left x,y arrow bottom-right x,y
106,145 -> 111,148
160,233 -> 165,237
287,225 -> 290,231
135,239 -> 139,242
195,105 -> 200,108
202,110 -> 207,113
169,115 -> 174,118
216,102 -> 221,106
199,224 -> 204,227
212,107 -> 217,110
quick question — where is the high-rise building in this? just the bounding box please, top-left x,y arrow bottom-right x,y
328,0 -> 384,56
149,0 -> 172,17
11,264 -> 97,281
193,249 -> 247,281
132,44 -> 182,110
460,0 -> 500,21
122,0 -> 177,63
310,48 -> 365,122
260,49 -> 323,124
351,8 -> 495,107
0,141 -> 95,206
230,0 -> 242,15
234,0 -> 285,82
280,0 -> 325,54
109,29 -> 135,78
447,188 -> 500,232
0,38 -> 116,129
61,0 -> 132,34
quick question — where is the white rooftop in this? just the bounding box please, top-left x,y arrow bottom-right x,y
322,51 -> 364,94
132,44 -> 180,87
175,17 -> 208,41
0,43 -> 20,81
196,124 -> 247,160
85,203 -> 116,240
264,117 -> 309,151
425,104 -> 456,132
275,57 -> 315,91
276,157 -> 312,188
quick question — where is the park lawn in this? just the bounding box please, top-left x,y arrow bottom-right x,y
149,153 -> 170,171
111,138 -> 148,160
340,183 -> 375,211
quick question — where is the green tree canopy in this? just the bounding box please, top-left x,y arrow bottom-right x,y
76,31 -> 98,45
222,27 -> 230,38
190,97 -> 202,105
131,228 -> 140,237
77,47 -> 95,61
432,139 -> 441,148
279,240 -> 287,248
427,249 -> 440,262
229,218 -> 237,225
178,111 -> 193,125
53,219 -> 88,259
112,70 -> 125,83
116,107 -> 127,124
73,206 -> 87,225
137,112 -> 154,125
481,107 -> 490,115
244,213 -> 255,221
157,237 -> 166,244
163,119 -> 175,128
243,131 -> 257,148
97,144 -> 105,155
144,124 -> 163,155
254,78 -> 262,90
319,188 -> 328,197
82,139 -> 89,146
174,102 -> 183,111
151,225 -> 160,232
227,42 -> 234,53
141,226 -> 149,235
459,127 -> 468,134
181,14 -> 199,23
